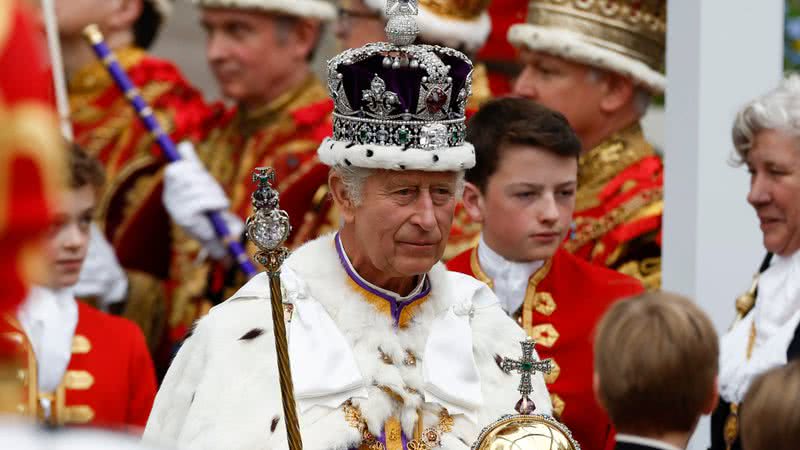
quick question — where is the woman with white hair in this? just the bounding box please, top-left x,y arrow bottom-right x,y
142,3 -> 551,449
711,74 -> 800,450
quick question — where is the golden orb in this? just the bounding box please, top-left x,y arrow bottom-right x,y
472,414 -> 580,450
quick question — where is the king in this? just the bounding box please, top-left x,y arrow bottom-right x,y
143,1 -> 551,449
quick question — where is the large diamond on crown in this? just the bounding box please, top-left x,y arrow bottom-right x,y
419,123 -> 448,150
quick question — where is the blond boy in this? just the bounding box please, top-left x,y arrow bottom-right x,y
594,292 -> 719,450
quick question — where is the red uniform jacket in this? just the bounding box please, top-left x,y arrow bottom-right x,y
1,302 -> 157,430
448,246 -> 644,450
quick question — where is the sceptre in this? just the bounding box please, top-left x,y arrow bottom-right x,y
245,167 -> 302,450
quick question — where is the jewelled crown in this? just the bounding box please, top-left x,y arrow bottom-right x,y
317,0 -> 476,172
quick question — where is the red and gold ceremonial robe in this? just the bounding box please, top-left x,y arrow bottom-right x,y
562,123 -> 663,290
169,74 -> 336,338
1,302 -> 157,430
68,47 -> 220,351
448,245 -> 644,450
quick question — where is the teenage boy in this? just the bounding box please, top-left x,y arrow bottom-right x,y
1,144 -> 157,430
594,292 -> 719,450
448,97 -> 643,450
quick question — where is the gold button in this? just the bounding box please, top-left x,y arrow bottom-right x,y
16,404 -> 26,413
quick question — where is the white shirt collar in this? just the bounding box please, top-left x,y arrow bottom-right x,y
16,285 -> 79,417
615,434 -> 684,450
477,236 -> 544,314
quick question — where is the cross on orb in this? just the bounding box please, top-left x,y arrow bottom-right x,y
500,337 -> 552,414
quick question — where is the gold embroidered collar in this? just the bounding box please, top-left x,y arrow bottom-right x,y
236,74 -> 326,136
576,122 -> 655,212
68,46 -> 146,94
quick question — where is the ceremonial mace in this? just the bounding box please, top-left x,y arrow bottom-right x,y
246,168 -> 302,450
81,25 -> 257,279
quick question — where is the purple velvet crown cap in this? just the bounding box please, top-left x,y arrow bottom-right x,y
318,40 -> 477,172
336,51 -> 472,119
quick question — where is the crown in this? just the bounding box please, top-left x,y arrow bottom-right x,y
509,0 -> 666,93
318,0 -> 476,172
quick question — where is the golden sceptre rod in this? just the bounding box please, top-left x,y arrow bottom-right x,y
245,167 -> 302,450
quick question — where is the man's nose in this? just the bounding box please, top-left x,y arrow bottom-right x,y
411,191 -> 438,231
512,66 -> 538,99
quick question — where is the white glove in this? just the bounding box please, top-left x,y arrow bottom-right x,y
163,141 -> 244,259
73,224 -> 129,307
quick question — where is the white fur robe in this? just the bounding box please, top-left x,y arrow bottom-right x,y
143,234 -> 551,450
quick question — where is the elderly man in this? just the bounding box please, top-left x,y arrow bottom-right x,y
508,0 -> 666,289
334,0 -> 498,259
143,5 -> 551,449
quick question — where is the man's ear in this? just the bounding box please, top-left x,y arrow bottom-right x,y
328,171 -> 356,223
107,0 -> 143,31
461,181 -> 486,224
291,19 -> 321,62
598,72 -> 635,114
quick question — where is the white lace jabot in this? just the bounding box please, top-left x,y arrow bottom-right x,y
477,236 -> 544,315
719,250 -> 800,403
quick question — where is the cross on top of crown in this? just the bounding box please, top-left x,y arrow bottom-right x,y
386,0 -> 418,17
501,337 -> 552,414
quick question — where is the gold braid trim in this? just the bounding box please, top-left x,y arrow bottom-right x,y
576,123 -> 656,212
564,188 -> 662,253
343,400 -> 454,450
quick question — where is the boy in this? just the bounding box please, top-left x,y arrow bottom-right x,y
594,292 -> 719,450
1,144 -> 157,430
448,97 -> 643,450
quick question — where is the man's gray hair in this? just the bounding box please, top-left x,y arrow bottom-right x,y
331,165 -> 466,206
732,74 -> 800,165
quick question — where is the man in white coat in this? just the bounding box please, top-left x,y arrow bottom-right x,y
142,2 -> 551,449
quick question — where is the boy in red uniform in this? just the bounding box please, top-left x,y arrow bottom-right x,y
447,98 -> 643,450
1,144 -> 157,430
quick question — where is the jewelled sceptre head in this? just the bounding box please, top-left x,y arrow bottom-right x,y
246,167 -> 291,271
471,337 -> 581,450
245,167 -> 302,450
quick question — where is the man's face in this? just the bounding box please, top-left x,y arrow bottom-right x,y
746,129 -> 800,256
334,0 -> 385,51
45,185 -> 96,289
467,146 -> 577,262
513,49 -> 604,143
53,0 -> 123,36
201,8 -> 299,105
348,170 -> 459,277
